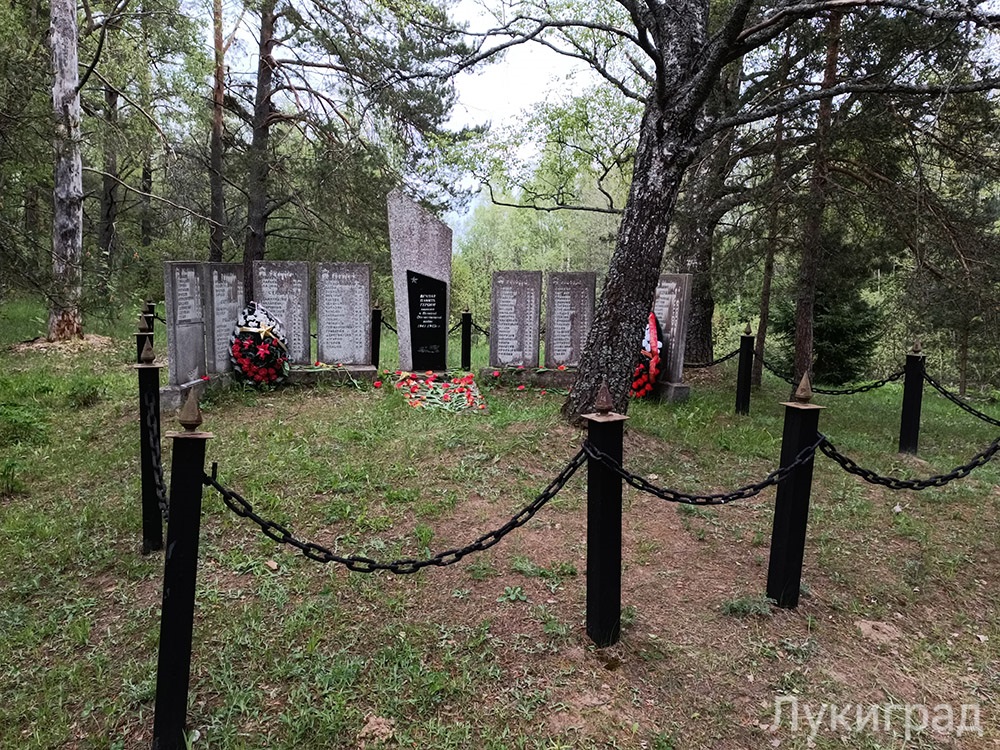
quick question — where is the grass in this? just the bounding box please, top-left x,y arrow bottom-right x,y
2,296 -> 1000,748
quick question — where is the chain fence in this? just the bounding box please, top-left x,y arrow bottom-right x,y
472,320 -> 490,337
203,448 -> 587,573
449,320 -> 462,334
922,371 -> 1000,429
582,435 -> 824,505
686,348 -> 740,369
819,433 -> 1000,491
758,357 -> 904,395
142,389 -> 170,521
380,318 -> 398,334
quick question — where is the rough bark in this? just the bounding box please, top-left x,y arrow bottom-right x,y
752,239 -> 777,387
672,63 -> 742,363
752,38 -> 791,388
563,102 -> 696,418
958,327 -> 969,396
99,84 -> 119,292
792,12 -> 842,383
140,155 -> 153,248
209,0 -> 226,263
242,0 -> 278,298
48,0 -> 84,340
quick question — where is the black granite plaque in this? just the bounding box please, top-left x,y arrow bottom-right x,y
407,270 -> 447,371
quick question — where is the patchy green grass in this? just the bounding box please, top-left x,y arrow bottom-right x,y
2,300 -> 999,749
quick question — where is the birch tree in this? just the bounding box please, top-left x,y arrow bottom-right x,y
455,0 -> 1000,418
48,0 -> 84,340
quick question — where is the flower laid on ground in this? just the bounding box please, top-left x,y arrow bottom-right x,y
393,372 -> 486,412
229,302 -> 289,386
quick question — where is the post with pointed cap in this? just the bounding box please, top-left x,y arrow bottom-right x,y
582,379 -> 628,647
370,306 -> 382,371
766,373 -> 823,608
135,338 -> 164,553
135,308 -> 153,365
898,340 -> 925,455
151,389 -> 212,750
461,308 -> 473,372
735,322 -> 754,415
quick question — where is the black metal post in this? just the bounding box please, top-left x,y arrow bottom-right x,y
735,325 -> 754,415
898,343 -> 925,455
766,382 -> 823,609
583,398 -> 627,647
151,394 -> 211,750
370,307 -> 382,370
461,310 -> 472,372
136,341 -> 163,553
136,313 -> 153,364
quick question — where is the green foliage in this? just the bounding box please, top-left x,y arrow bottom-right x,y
65,376 -> 104,409
0,403 -> 49,446
771,229 -> 882,384
720,595 -> 774,618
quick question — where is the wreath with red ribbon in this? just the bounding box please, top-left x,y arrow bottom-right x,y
631,312 -> 663,398
229,302 -> 290,386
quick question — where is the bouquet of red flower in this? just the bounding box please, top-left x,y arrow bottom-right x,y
229,302 -> 290,386
631,312 -> 663,399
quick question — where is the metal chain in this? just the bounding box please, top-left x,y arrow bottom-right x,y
142,389 -> 170,521
449,320 -> 462,334
582,435 -> 824,505
203,449 -> 587,573
922,371 -> 1000,429
759,358 -> 797,385
686,348 -> 740,369
153,313 -> 166,324
819,434 -> 1000,490
472,321 -> 490,337
758,357 -> 904,395
381,319 -> 398,334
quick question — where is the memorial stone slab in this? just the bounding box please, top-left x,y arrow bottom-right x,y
163,261 -> 207,386
387,189 -> 452,370
545,272 -> 595,368
407,271 -> 448,371
253,261 -> 311,364
490,271 -> 541,368
205,263 -> 244,374
652,273 -> 693,383
316,262 -> 371,365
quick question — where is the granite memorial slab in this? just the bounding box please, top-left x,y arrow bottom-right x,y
316,262 -> 371,365
205,263 -> 244,374
387,189 -> 452,370
490,271 -> 541,368
407,271 -> 448,371
163,261 -> 207,386
545,271 -> 595,368
652,273 -> 693,384
253,261 -> 311,364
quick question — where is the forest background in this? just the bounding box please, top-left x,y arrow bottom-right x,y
2,0 -> 999,398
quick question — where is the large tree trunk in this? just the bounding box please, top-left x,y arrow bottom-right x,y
671,62 -> 741,364
792,12 -> 841,383
48,0 -> 84,340
98,85 -> 119,294
752,39 -> 791,388
242,0 -> 277,298
140,155 -> 153,249
209,0 -> 226,262
563,103 -> 695,418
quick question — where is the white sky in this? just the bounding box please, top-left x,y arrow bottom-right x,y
449,42 -> 590,130
447,0 -> 596,129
